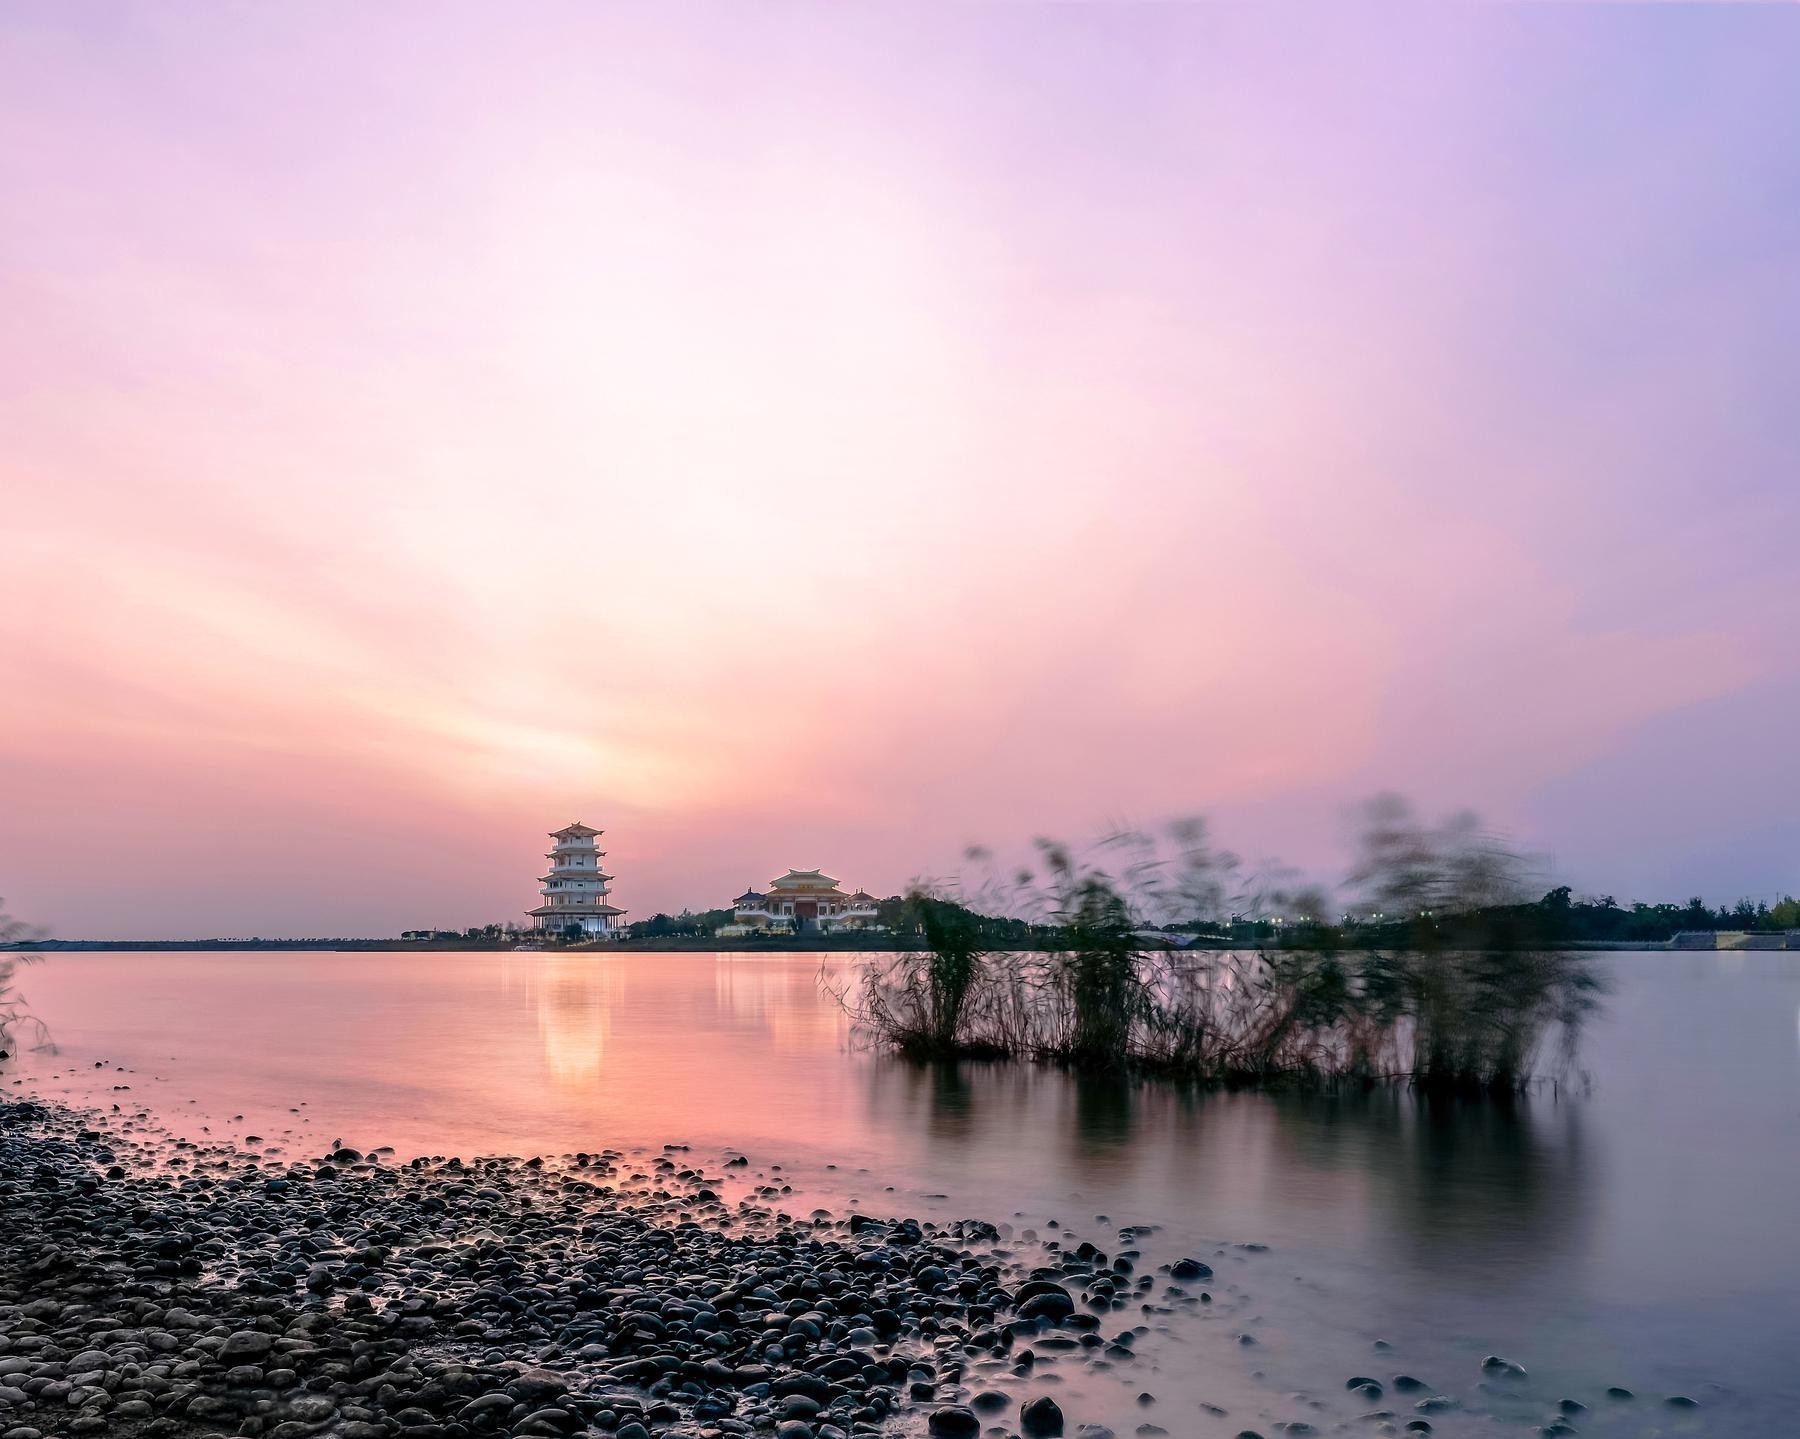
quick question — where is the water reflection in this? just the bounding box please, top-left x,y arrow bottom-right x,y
493,954 -> 857,1092
862,1056 -> 1593,1283
1298,1087 -> 1594,1286
500,954 -> 622,1085
713,957 -> 852,1051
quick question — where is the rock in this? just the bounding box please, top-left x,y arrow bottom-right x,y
1020,1288 -> 1075,1321
506,1370 -> 567,1404
1171,1259 -> 1212,1280
927,1407 -> 980,1437
218,1332 -> 274,1363
1022,1395 -> 1066,1436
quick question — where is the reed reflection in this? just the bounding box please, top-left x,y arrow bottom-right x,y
861,1054 -> 1590,1279
1262,1086 -> 1596,1286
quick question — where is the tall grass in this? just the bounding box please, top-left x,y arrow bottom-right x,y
845,800 -> 1603,1095
0,898 -> 49,1058
855,897 -> 994,1057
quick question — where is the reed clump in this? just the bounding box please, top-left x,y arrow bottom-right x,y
0,897 -> 49,1059
846,800 -> 1603,1095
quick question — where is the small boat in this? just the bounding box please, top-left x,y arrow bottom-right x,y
511,939 -> 547,952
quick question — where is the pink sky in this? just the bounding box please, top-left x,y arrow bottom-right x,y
4,5 -> 1797,938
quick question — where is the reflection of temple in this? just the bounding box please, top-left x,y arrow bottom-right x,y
723,869 -> 881,935
712,959 -> 854,1051
527,822 -> 626,936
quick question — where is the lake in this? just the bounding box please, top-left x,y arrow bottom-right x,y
7,949 -> 1798,1438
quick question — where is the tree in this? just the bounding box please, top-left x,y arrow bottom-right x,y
1680,897 -> 1716,930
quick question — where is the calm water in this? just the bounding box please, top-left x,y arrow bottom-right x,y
8,949 -> 1799,1437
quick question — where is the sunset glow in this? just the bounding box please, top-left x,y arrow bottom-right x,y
4,5 -> 1797,937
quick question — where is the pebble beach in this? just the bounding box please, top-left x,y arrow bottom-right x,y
0,1096 -> 1217,1439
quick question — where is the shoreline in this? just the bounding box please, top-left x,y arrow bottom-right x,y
0,1094 -> 1184,1439
0,1081 -> 1718,1439
1,938 -> 1707,955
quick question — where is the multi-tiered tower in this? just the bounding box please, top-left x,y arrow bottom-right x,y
527,822 -> 626,937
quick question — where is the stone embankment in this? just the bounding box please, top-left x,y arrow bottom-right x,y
0,1100 -> 1206,1439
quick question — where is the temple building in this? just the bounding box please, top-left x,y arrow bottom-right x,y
527,822 -> 626,937
725,869 -> 881,935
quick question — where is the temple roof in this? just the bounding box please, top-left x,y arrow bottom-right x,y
550,822 -> 601,839
733,889 -> 766,904
768,868 -> 842,891
540,872 -> 613,884
529,902 -> 625,917
847,889 -> 877,903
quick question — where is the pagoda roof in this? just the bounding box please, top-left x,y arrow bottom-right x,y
847,889 -> 877,903
550,822 -> 601,839
528,902 -> 626,917
540,872 -> 613,884
733,889 -> 766,904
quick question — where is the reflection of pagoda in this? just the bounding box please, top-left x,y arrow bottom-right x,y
527,822 -> 626,937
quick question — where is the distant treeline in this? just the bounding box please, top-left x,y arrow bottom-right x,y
617,899 -> 1047,945
620,886 -> 1799,949
1519,887 -> 1798,940
11,885 -> 1795,956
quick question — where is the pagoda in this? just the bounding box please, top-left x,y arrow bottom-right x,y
528,822 -> 626,937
